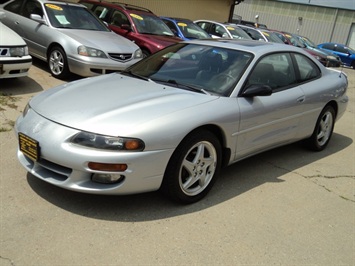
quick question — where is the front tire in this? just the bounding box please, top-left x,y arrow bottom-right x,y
161,130 -> 222,204
48,46 -> 70,79
305,105 -> 335,151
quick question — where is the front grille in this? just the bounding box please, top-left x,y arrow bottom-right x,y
108,53 -> 132,62
23,154 -> 72,182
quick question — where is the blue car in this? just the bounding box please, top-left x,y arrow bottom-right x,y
318,42 -> 355,69
161,17 -> 210,41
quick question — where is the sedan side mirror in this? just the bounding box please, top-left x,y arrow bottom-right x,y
242,84 -> 273,97
30,14 -> 46,25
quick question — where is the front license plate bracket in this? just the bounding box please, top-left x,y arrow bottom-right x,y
19,133 -> 40,161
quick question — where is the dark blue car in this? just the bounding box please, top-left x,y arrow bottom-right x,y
160,17 -> 210,41
318,42 -> 355,69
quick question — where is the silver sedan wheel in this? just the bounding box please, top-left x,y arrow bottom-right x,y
178,140 -> 217,196
48,46 -> 69,79
305,105 -> 335,151
161,130 -> 221,203
49,50 -> 65,76
316,109 -> 334,147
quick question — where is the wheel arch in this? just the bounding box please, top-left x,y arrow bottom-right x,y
326,100 -> 338,119
46,42 -> 65,61
181,124 -> 231,168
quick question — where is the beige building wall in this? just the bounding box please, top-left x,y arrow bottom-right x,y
72,0 -> 232,22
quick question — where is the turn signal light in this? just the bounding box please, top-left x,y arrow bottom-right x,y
88,162 -> 127,172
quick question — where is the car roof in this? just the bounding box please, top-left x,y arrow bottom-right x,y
161,17 -> 193,23
79,0 -> 154,14
184,39 -> 308,55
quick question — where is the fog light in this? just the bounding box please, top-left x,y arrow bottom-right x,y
92,173 -> 125,184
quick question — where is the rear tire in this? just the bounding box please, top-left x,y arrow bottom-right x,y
48,46 -> 70,79
161,130 -> 222,204
305,105 -> 335,151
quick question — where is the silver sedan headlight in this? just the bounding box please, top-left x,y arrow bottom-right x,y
71,132 -> 145,151
10,46 -> 29,57
133,49 -> 143,59
78,45 -> 107,58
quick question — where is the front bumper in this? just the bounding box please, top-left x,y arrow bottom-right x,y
67,55 -> 141,77
0,55 -> 32,78
15,109 -> 174,195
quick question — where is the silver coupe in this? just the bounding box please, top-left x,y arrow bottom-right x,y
15,39 -> 349,203
0,0 -> 142,79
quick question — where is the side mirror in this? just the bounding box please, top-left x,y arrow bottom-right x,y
242,84 -> 273,97
30,14 -> 46,24
0,11 -> 6,20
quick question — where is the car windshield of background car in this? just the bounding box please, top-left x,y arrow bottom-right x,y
130,13 -> 174,36
227,26 -> 251,39
44,4 -> 109,31
177,21 -> 210,39
263,31 -> 284,43
126,43 -> 253,96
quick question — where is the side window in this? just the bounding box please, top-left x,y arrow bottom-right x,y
92,6 -> 109,20
247,53 -> 296,91
335,46 -> 347,54
162,20 -> 177,33
4,0 -> 23,14
322,43 -> 334,50
212,25 -> 227,38
110,10 -> 129,27
23,0 -> 43,18
197,22 -> 210,32
294,53 -> 321,82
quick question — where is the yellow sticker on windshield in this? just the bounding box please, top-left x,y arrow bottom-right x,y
45,4 -> 63,11
178,22 -> 187,27
227,26 -> 235,30
263,32 -> 269,36
286,34 -> 292,38
130,14 -> 143,20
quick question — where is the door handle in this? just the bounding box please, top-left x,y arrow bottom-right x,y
297,96 -> 305,103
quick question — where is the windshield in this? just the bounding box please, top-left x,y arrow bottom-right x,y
130,13 -> 174,36
177,21 -> 210,39
262,31 -> 284,43
45,4 -> 109,31
227,26 -> 251,39
302,37 -> 317,48
125,43 -> 253,96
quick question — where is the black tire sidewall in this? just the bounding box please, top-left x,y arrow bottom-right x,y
307,105 -> 335,151
161,130 -> 222,204
48,46 -> 70,79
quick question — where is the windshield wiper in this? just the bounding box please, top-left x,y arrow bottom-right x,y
164,79 -> 210,95
121,70 -> 155,82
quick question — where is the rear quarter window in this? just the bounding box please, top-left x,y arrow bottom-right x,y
294,53 -> 321,82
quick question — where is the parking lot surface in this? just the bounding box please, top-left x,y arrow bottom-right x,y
0,59 -> 354,265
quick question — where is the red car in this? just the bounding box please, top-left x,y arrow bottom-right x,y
80,0 -> 182,57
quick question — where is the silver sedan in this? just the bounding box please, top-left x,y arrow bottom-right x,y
0,0 -> 142,79
15,39 -> 349,203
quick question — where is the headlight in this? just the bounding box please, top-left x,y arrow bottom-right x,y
22,103 -> 30,117
133,49 -> 143,59
71,132 -> 145,151
78,45 -> 107,58
10,46 -> 28,57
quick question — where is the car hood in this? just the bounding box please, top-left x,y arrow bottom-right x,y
139,34 -> 182,46
61,29 -> 139,52
0,22 -> 26,46
30,73 -> 217,136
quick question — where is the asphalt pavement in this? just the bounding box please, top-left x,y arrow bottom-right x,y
0,58 -> 354,265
